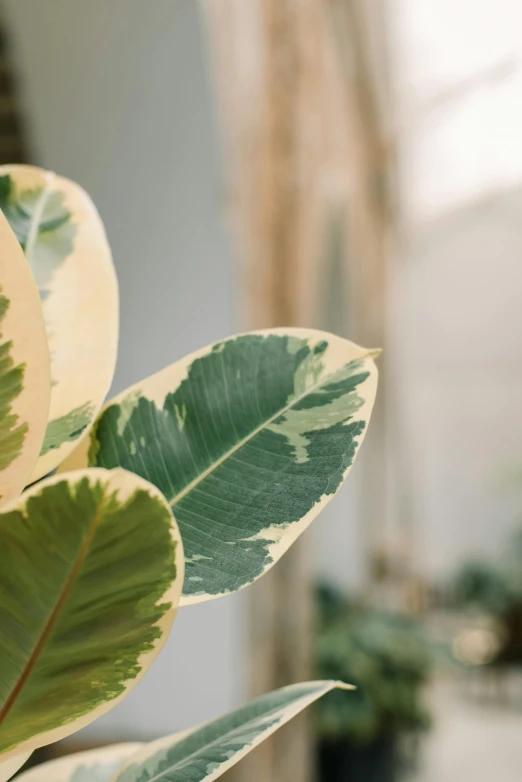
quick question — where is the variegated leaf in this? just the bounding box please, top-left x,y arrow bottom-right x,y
61,329 -> 378,603
0,752 -> 31,782
0,468 -> 183,760
0,165 -> 118,483
0,209 -> 50,506
111,681 -> 352,782
15,744 -> 142,782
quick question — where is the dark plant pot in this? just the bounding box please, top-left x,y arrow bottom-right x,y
317,734 -> 399,782
494,606 -> 522,666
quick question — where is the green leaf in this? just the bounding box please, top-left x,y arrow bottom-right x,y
0,294 -> 27,472
0,210 -> 50,506
0,468 -> 183,760
15,745 -> 142,782
39,403 -> 93,457
111,681 -> 351,782
61,329 -> 378,603
0,165 -> 119,483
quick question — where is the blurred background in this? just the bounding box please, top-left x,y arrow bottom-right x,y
2,0 -> 522,780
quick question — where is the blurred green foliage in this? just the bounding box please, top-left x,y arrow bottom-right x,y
452,523 -> 522,614
314,585 -> 433,743
452,560 -> 512,615
451,525 -> 522,665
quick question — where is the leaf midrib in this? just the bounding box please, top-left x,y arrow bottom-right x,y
169,355 -> 370,508
0,488 -> 107,728
23,171 -> 55,264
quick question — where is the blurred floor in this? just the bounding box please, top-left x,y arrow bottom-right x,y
413,676 -> 522,782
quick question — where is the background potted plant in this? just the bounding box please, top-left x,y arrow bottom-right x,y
450,529 -> 522,669
314,584 -> 432,782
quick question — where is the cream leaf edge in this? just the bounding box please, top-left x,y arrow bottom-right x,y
0,752 -> 32,782
14,744 -> 143,782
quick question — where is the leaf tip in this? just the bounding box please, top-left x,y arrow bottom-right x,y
333,680 -> 356,692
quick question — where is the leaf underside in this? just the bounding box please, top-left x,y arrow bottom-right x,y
0,172 -> 79,459
0,166 -> 119,483
113,681 -> 350,782
0,173 -> 75,296
15,744 -> 142,782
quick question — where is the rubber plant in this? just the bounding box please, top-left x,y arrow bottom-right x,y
0,165 -> 378,782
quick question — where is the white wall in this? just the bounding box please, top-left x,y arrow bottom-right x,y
3,0 -> 243,740
397,190 -> 522,579
392,0 -> 522,223
391,0 -> 522,580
